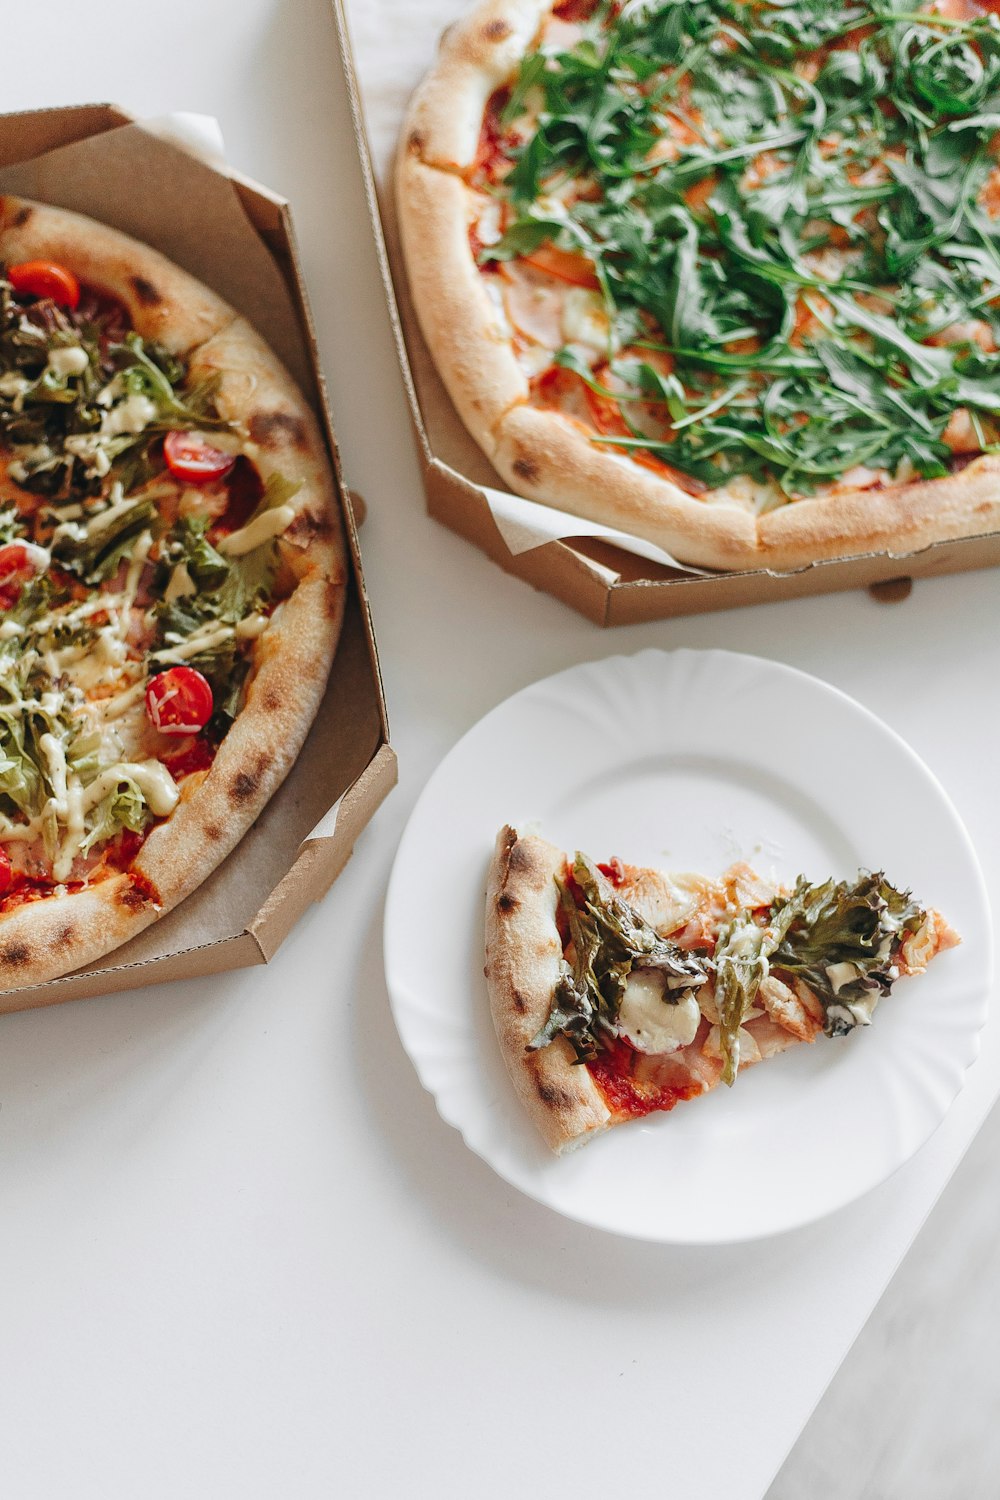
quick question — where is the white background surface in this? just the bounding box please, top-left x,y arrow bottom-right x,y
0,3 -> 997,1497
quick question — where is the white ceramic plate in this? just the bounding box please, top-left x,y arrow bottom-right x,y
384,649 -> 991,1243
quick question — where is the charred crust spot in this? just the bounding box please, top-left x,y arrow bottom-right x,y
57,924 -> 76,948
204,823 -> 224,842
262,688 -> 282,713
511,988 -> 529,1013
0,941 -> 30,968
130,274 -> 162,306
287,510 -> 335,547
228,751 -> 273,806
497,891 -> 519,915
537,1080 -> 574,1109
482,18 -> 512,40
12,205 -> 32,228
512,456 -> 540,485
249,410 -> 309,450
230,770 -> 259,805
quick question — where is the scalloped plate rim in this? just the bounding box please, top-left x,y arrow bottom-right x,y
384,648 -> 992,1244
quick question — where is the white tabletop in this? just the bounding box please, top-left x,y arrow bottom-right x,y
1,4 -> 997,1497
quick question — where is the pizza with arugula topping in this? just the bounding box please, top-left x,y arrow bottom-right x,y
398,0 -> 1000,570
485,827 -> 959,1152
0,195 -> 346,991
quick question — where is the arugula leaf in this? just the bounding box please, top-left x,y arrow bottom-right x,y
713,914 -> 771,1086
52,496 -> 157,584
528,854 -> 709,1063
768,872 -> 926,1035
475,0 -> 1000,495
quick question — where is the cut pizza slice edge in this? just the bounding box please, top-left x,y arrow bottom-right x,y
484,826 -> 961,1155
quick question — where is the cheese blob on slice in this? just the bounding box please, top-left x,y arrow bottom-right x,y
617,968 -> 702,1055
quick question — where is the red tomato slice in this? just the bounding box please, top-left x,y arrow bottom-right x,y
8,260 -> 81,310
522,242 -> 600,289
0,542 -> 45,608
0,543 -> 38,582
0,847 -> 11,896
163,430 -> 235,485
145,667 -> 215,736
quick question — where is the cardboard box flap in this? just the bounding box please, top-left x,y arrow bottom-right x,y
0,112 -> 312,391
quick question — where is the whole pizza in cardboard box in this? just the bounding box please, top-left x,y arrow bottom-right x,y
398,0 -> 1000,570
0,196 -> 346,988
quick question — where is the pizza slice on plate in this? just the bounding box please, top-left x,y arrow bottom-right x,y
485,826 -> 959,1153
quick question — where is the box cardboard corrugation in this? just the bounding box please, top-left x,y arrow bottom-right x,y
0,105 -> 396,1013
332,0 -> 1000,627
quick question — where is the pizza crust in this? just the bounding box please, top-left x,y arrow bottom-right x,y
0,195 -> 235,354
485,825 -> 611,1153
757,454 -> 1000,566
397,0 -> 1000,573
492,402 -> 761,570
134,315 -> 348,911
402,0 -> 550,170
0,202 -> 347,994
395,159 -> 528,457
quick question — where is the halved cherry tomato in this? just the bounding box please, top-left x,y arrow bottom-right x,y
0,542 -> 39,582
145,667 -> 214,736
163,430 -> 236,485
8,260 -> 80,310
522,242 -> 600,289
0,847 -> 12,897
0,542 -> 44,609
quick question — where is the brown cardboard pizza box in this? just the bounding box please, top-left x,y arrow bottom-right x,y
0,105 -> 396,1013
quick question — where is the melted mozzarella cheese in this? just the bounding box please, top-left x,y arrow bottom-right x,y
618,969 -> 702,1054
46,345 -> 89,379
102,395 -> 158,437
561,287 -> 610,352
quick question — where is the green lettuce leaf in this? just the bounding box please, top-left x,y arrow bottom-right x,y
768,872 -> 926,1035
79,777 -> 149,857
528,853 -> 709,1062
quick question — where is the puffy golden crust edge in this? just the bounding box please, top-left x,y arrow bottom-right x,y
492,403 -> 761,570
494,405 -> 1000,571
485,825 -> 610,1154
395,160 -> 529,456
0,876 -> 162,998
0,577 -> 344,998
757,454 -> 1000,565
0,289 -> 347,993
184,316 -> 346,582
401,0 -> 551,170
0,195 -> 235,354
132,319 -> 347,923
